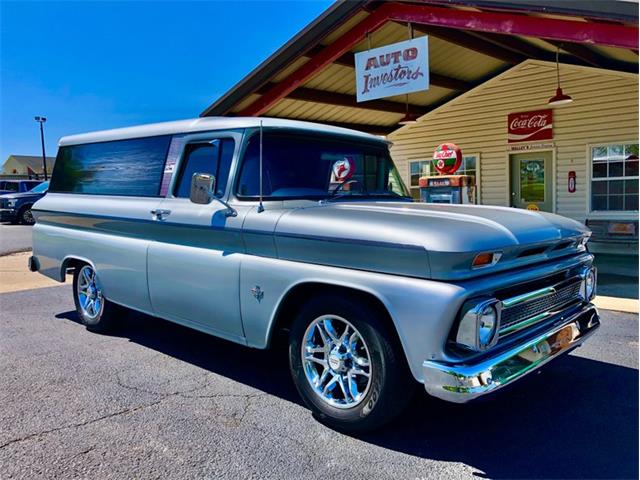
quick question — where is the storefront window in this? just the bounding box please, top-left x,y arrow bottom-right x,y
409,160 -> 431,200
591,143 -> 639,212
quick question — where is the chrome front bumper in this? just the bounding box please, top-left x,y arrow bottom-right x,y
423,304 -> 600,403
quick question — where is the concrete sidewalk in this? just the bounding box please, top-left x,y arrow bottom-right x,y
0,252 -> 637,314
0,252 -> 71,294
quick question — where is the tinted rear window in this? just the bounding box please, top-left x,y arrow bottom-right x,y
49,135 -> 171,196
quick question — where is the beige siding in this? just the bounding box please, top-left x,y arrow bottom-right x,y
388,60 -> 639,223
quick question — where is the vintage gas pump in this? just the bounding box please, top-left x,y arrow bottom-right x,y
419,175 -> 476,204
419,143 -> 476,205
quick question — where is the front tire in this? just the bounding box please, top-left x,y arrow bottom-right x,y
72,264 -> 119,333
18,205 -> 35,225
289,293 -> 415,432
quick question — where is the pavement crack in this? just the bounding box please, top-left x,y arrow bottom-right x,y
0,398 -> 165,450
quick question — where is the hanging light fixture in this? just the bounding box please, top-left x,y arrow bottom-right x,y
399,94 -> 419,125
399,23 -> 419,125
548,46 -> 573,106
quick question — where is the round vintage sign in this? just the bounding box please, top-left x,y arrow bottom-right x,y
432,143 -> 462,175
332,157 -> 355,182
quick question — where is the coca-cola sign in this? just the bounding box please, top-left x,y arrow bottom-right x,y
507,109 -> 553,143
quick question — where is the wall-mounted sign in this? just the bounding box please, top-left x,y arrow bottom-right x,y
568,171 -> 576,193
432,143 -> 462,175
507,142 -> 554,152
527,203 -> 540,211
508,109 -> 553,143
355,36 -> 429,103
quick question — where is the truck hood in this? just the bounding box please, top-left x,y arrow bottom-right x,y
273,201 -> 589,281
0,191 -> 43,200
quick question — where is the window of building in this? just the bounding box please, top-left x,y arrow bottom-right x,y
174,138 -> 235,198
591,143 -> 638,212
409,160 -> 431,200
49,135 -> 172,196
409,154 -> 480,202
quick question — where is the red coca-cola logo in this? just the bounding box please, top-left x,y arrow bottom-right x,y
508,109 -> 553,143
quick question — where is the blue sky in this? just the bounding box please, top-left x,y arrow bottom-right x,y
0,0 -> 332,162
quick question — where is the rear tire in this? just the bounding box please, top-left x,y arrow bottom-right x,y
72,264 -> 119,333
289,293 -> 415,432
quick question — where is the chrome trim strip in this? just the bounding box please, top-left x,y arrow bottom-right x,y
32,208 -> 426,251
497,275 -> 584,336
501,286 -> 556,309
423,304 -> 600,403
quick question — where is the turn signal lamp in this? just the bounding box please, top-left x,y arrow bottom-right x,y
472,252 -> 502,268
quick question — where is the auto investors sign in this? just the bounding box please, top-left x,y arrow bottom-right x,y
355,36 -> 430,102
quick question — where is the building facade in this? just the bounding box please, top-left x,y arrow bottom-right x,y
1,155 -> 56,178
389,60 -> 638,252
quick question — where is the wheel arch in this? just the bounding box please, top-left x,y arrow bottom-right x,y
60,255 -> 96,282
268,281 -> 409,368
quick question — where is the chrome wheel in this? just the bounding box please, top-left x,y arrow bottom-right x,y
76,265 -> 104,322
302,315 -> 372,409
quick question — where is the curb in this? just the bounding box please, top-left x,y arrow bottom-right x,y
593,295 -> 639,314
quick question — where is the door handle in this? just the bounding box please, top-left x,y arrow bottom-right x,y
151,209 -> 171,221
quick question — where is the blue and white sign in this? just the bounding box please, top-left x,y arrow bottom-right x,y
355,36 -> 430,103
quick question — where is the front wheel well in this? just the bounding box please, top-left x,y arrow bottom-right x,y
269,282 -> 405,355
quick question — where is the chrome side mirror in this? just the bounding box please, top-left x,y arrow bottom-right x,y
190,173 -> 216,204
189,172 -> 238,217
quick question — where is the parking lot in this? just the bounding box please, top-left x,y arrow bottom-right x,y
0,271 -> 637,479
0,223 -> 32,256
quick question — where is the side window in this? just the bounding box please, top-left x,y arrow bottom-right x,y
174,138 -> 235,198
49,135 -> 172,196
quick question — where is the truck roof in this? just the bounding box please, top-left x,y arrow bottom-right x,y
58,117 -> 387,147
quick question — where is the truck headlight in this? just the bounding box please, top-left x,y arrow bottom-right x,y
456,298 -> 502,351
580,267 -> 597,301
7,199 -> 17,208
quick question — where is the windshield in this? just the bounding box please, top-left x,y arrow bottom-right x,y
236,131 -> 410,200
29,181 -> 49,193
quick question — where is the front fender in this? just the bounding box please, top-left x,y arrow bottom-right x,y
239,255 -> 466,382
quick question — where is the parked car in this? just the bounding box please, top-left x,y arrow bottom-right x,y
0,181 -> 49,225
0,179 -> 42,195
29,118 -> 599,431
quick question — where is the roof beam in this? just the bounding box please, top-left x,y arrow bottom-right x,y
256,82 -> 428,115
236,3 -> 394,117
545,39 -> 636,72
466,31 -> 553,60
412,24 -> 524,64
387,3 -> 638,49
321,122 -> 395,135
304,44 -> 473,90
238,3 -> 638,117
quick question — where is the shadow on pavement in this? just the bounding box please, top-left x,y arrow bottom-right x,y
55,309 -> 639,479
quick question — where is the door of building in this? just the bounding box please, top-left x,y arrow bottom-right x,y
510,151 -> 553,212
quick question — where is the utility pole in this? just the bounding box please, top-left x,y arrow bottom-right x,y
34,116 -> 48,180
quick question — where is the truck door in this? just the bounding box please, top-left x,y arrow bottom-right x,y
147,131 -> 249,343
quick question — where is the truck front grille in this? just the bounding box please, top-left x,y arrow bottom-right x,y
499,278 -> 582,336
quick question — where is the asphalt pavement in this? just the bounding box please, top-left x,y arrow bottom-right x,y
0,223 -> 32,255
0,284 -> 637,479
